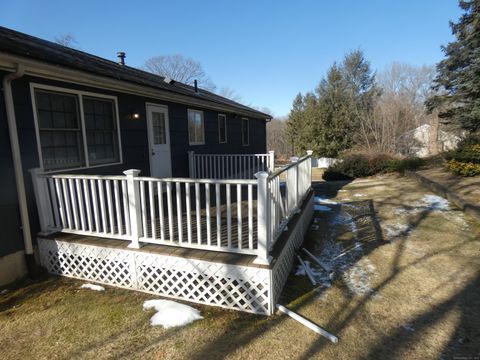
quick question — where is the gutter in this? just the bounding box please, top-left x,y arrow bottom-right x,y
2,63 -> 36,275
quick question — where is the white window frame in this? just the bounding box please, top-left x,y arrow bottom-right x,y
241,117 -> 249,146
218,113 -> 227,143
188,109 -> 205,145
30,83 -> 123,173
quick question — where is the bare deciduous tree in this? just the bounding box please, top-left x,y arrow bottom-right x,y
355,63 -> 437,155
267,117 -> 292,160
217,86 -> 242,102
54,34 -> 79,49
143,54 -> 216,91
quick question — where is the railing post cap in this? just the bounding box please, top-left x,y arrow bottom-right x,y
269,150 -> 275,154
123,169 -> 141,176
306,150 -> 313,155
254,171 -> 269,179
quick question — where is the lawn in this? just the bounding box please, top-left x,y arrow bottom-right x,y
1,174 -> 479,360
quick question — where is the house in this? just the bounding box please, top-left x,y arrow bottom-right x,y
399,124 -> 461,157
0,26 -> 313,315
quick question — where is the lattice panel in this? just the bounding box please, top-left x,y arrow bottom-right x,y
39,239 -> 133,288
271,194 -> 314,307
135,253 -> 270,314
38,238 -> 271,315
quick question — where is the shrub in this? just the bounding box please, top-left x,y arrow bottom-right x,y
445,159 -> 480,176
385,157 -> 425,173
322,153 -> 393,180
443,137 -> 480,176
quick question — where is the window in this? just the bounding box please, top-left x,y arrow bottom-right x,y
218,114 -> 227,143
33,87 -> 121,171
151,111 -> 167,144
241,118 -> 249,146
188,109 -> 205,145
83,97 -> 119,165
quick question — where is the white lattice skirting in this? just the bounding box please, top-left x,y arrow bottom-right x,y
38,193 -> 313,315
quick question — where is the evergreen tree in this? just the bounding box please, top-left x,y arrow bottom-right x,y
285,93 -> 305,152
286,50 -> 378,157
427,0 -> 480,132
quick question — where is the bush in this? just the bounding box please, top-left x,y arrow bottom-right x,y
443,137 -> 480,176
385,157 -> 425,173
322,153 -> 393,180
445,159 -> 480,176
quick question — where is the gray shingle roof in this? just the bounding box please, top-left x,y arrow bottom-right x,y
0,26 -> 270,119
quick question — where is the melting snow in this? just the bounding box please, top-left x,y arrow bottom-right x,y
80,283 -> 105,291
143,299 -> 203,328
419,195 -> 450,211
314,196 -> 339,205
353,194 -> 366,197
401,323 -> 416,332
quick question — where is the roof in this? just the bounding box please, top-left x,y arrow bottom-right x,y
0,26 -> 271,119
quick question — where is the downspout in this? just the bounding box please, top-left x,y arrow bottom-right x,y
2,63 -> 36,275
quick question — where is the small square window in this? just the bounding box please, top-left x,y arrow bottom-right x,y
218,114 -> 227,143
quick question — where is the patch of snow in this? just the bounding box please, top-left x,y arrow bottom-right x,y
314,204 -> 333,212
383,223 -> 411,240
419,195 -> 450,211
310,224 -> 320,231
314,196 -> 338,205
353,194 -> 366,197
143,299 -> 203,328
341,259 -> 376,295
80,283 -> 105,291
401,323 -> 415,332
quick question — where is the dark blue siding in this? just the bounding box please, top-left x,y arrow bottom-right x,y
0,72 -> 267,257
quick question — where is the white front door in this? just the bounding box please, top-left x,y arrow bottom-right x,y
146,104 -> 172,177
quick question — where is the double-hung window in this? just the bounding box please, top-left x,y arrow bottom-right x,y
33,86 -> 121,171
188,109 -> 205,145
218,114 -> 227,143
241,117 -> 249,146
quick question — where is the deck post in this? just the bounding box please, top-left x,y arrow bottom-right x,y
124,169 -> 142,249
291,158 -> 299,211
30,168 -> 55,234
306,150 -> 313,188
268,150 -> 275,172
254,171 -> 271,265
188,151 -> 195,178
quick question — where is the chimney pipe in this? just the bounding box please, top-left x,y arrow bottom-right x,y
117,51 -> 126,65
194,79 -> 198,92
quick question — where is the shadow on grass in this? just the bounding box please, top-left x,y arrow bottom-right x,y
185,179 -> 479,359
0,272 -> 59,313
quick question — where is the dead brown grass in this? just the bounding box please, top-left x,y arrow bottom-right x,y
1,175 -> 479,360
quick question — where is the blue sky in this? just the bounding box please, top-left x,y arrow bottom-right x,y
0,1 -> 461,117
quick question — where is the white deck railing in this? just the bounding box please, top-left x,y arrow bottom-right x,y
188,151 -> 275,179
31,151 -> 312,265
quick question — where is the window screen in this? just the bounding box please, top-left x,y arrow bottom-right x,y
35,90 -> 84,170
188,109 -> 205,145
83,97 -> 119,165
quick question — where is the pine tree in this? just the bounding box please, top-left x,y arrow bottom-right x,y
427,0 -> 480,132
285,93 -> 305,152
285,50 -> 378,157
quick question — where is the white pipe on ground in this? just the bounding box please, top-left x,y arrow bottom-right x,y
3,64 -> 34,256
296,254 -> 316,285
302,248 -> 331,272
276,304 -> 339,344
